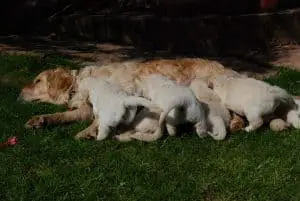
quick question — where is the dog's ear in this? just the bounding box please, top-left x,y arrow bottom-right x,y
47,68 -> 73,100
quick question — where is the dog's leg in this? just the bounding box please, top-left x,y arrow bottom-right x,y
114,130 -> 135,142
207,116 -> 227,140
166,123 -> 177,136
165,109 -> 177,136
244,108 -> 264,132
194,120 -> 208,138
74,117 -> 99,140
286,109 -> 300,129
25,103 -> 93,129
96,120 -> 110,141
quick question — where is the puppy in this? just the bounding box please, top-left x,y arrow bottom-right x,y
189,78 -> 231,140
70,77 -> 161,141
114,107 -> 161,142
269,96 -> 300,132
129,74 -> 208,142
209,75 -> 298,132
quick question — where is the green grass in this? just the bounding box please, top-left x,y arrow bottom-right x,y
0,53 -> 300,201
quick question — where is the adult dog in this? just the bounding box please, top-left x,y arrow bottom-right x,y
18,58 -> 245,137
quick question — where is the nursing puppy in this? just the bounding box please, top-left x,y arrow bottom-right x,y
114,107 -> 162,142
115,76 -> 244,142
189,78 -> 231,140
269,96 -> 300,132
129,74 -> 208,142
70,77 -> 161,141
209,75 -> 299,132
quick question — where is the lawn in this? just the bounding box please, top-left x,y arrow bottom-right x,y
0,53 -> 299,201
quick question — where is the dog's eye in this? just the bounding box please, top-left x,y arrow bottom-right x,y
35,79 -> 41,84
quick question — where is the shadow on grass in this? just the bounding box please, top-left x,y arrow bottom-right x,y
0,35 -> 278,78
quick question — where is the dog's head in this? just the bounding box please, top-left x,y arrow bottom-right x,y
18,67 -> 76,105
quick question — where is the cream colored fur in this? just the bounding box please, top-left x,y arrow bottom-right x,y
116,77 -> 231,142
210,75 -> 297,132
129,74 -> 207,142
189,78 -> 230,140
269,97 -> 300,131
72,77 -> 161,141
114,107 -> 162,142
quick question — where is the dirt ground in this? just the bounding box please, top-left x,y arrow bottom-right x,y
1,35 -> 300,79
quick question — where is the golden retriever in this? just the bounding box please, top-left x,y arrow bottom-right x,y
18,58 -> 245,137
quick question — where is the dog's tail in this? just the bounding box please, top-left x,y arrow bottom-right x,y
130,103 -> 177,142
207,115 -> 227,141
124,96 -> 162,111
271,86 -> 293,104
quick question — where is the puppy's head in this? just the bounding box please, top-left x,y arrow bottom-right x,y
18,67 -> 75,105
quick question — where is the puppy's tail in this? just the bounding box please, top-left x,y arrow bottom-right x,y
207,115 -> 227,141
271,86 -> 293,104
124,96 -> 162,112
130,104 -> 177,142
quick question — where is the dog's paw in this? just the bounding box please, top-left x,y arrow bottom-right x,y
244,125 -> 254,132
113,134 -> 133,142
208,131 -> 226,141
24,115 -> 45,129
74,131 -> 95,140
291,120 -> 300,130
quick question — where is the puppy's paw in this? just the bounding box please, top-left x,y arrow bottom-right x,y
291,120 -> 300,130
114,134 -> 133,142
208,131 -> 226,141
244,125 -> 254,132
197,132 -> 208,139
24,115 -> 45,129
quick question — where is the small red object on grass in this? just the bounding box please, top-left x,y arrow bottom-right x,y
0,136 -> 18,149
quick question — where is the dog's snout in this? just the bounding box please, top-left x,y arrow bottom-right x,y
17,93 -> 26,103
21,84 -> 34,93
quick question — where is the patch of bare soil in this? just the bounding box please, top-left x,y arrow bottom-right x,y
0,35 -> 299,79
271,45 -> 300,70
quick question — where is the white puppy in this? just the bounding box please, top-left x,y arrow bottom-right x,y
114,107 -> 161,142
209,75 -> 298,132
129,74 -> 208,142
269,96 -> 300,131
71,77 -> 161,141
189,78 -> 230,140
116,77 -> 229,142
